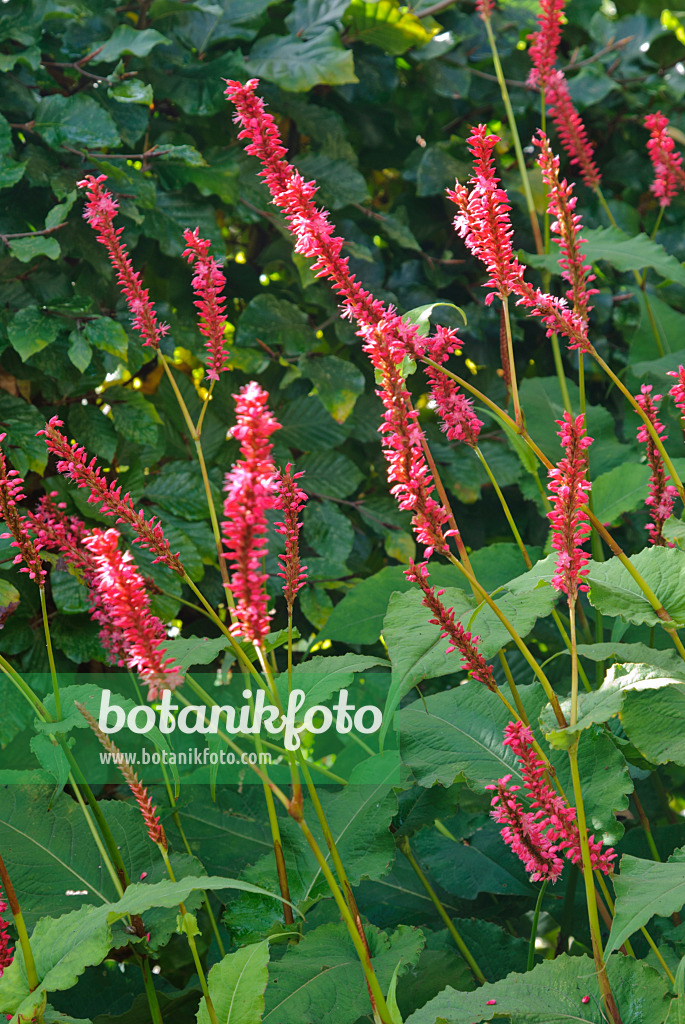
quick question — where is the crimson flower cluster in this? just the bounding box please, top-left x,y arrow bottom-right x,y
426,368 -> 483,448
527,0 -> 565,88
83,529 -> 183,701
547,412 -> 592,600
635,385 -> 678,547
645,111 -> 685,207
182,227 -> 230,381
274,465 -> 308,612
488,721 -> 615,882
222,382 -> 280,646
77,175 -> 169,349
39,418 -> 184,577
405,561 -> 496,690
0,896 -> 13,976
668,365 -> 685,418
0,434 -> 45,585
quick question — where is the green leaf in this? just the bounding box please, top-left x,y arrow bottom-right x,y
618,665 -> 685,766
591,463 -> 651,525
381,587 -> 472,746
285,0 -> 350,37
7,236 -> 60,262
237,294 -> 317,356
108,80 -> 154,106
412,821 -> 534,900
145,463 -> 219,520
0,394 -> 47,475
297,452 -> 363,500
67,330 -> 92,373
302,355 -> 365,423
375,211 -> 422,252
293,154 -> 368,210
108,387 -> 162,447
274,653 -> 387,714
36,94 -> 120,150
198,941 -> 270,1024
416,145 -> 469,197
247,28 -> 358,92
279,395 -> 348,450
587,547 -> 685,628
343,0 -> 440,55
83,318 -> 129,360
50,571 -> 89,615
606,847 -> 685,957
8,306 -> 59,360
162,635 -> 229,672
582,226 -> 685,286
67,404 -> 117,462
401,301 -> 467,337
399,682 -> 519,791
303,499 -> 355,577
404,953 -> 671,1024
575,641 -> 685,676
94,26 -> 171,62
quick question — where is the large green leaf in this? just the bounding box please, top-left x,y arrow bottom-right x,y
606,847 -> 685,956
0,394 -> 48,475
237,294 -> 317,355
296,451 -> 363,500
293,155 -> 368,210
246,28 -> 358,91
343,0 -> 440,55
93,25 -> 171,62
301,354 -> 365,423
381,586 -> 472,746
587,547 -> 685,628
8,306 -> 59,361
145,463 -> 219,520
404,953 -> 671,1024
7,236 -> 60,262
591,463 -> 651,525
36,94 -> 120,149
197,941 -> 270,1024
274,653 -> 387,715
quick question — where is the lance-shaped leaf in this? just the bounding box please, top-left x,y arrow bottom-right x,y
605,847 -> 685,957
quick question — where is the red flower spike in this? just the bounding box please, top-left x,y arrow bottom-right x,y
544,71 -> 601,190
475,0 -> 496,18
77,703 -> 168,850
182,227 -> 230,381
39,418 -> 184,577
83,529 -> 183,701
645,111 -> 685,208
77,175 -> 169,349
426,368 -> 482,448
405,561 -> 496,688
668,365 -> 685,418
547,412 -> 592,601
0,896 -> 13,976
274,464 -> 308,611
486,774 -> 564,882
222,382 -> 280,646
0,434 -> 45,585
535,132 -> 598,324
635,385 -> 678,547
527,0 -> 566,88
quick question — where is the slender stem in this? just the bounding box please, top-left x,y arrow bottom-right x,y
648,206 -> 665,245
501,300 -> 521,426
0,856 -> 39,992
483,14 -> 543,253
632,790 -> 661,862
398,836 -> 486,985
552,608 -> 592,693
569,600 -> 579,727
39,586 -> 61,719
550,334 -> 573,413
69,772 -> 124,897
497,651 -> 530,724
140,957 -> 164,1024
475,447 -> 531,568
527,880 -> 548,971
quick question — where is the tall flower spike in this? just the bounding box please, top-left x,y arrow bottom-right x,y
225,80 -> 453,559
635,385 -> 678,547
39,418 -> 184,576
535,132 -> 598,324
77,703 -> 168,850
182,227 -> 230,381
527,0 -> 566,88
426,367 -> 482,447
645,111 -> 685,207
405,560 -> 496,689
222,382 -> 280,646
77,175 -> 169,349
0,434 -> 45,585
547,412 -> 592,601
83,529 -> 183,701
274,464 -> 308,612
544,71 -> 601,189
502,720 -> 615,874
487,774 -> 564,882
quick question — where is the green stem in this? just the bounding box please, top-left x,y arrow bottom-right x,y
140,957 -> 164,1024
39,585 -> 61,720
475,446 -> 531,568
501,298 -> 521,426
0,854 -> 40,991
398,836 -> 486,985
632,790 -> 661,863
69,772 -> 124,897
527,880 -> 548,971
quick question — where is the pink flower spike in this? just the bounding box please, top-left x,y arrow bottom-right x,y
222,382 -> 280,646
39,418 -> 184,576
635,385 -> 678,547
476,0 -> 496,19
275,464 -> 308,611
77,175 -> 169,349
645,111 -> 685,208
527,0 -> 566,88
668,365 -> 685,418
83,529 -> 183,700
0,896 -> 13,976
182,227 -> 230,381
405,561 -> 496,688
547,412 -> 592,601
0,433 -> 45,585
488,774 -> 564,882
427,368 -> 482,447
544,71 -> 601,189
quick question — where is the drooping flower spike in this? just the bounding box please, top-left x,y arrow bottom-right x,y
182,227 -> 230,381
547,412 -> 592,601
0,434 -> 45,585
83,529 -> 183,701
426,368 -> 483,448
635,385 -> 678,547
405,560 -> 496,689
39,418 -> 184,577
77,702 -> 168,850
645,111 -> 685,208
222,382 -> 280,646
544,71 -> 601,190
77,175 -> 169,349
274,465 -> 308,612
487,774 -> 564,882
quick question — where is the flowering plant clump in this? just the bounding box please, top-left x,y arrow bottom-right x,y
1,3 -> 685,1024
